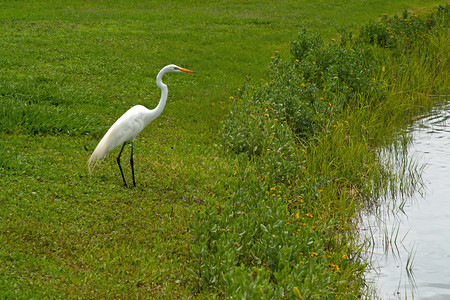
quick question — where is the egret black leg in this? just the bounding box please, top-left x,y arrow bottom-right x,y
130,141 -> 136,187
117,142 -> 128,188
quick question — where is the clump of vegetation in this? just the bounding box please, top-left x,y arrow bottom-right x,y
193,5 -> 449,298
360,5 -> 448,51
193,174 -> 359,298
222,27 -> 384,155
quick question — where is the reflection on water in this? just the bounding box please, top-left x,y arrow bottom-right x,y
363,101 -> 450,299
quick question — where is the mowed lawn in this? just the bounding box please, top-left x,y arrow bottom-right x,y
0,0 -> 444,298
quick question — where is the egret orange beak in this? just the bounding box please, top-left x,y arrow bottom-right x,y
176,67 -> 198,74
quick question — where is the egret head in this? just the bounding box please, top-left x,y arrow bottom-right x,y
166,64 -> 198,74
157,64 -> 197,87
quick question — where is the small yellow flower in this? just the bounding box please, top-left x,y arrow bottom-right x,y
311,252 -> 318,257
229,96 -> 234,99
382,66 -> 385,72
270,187 -> 276,191
306,213 -> 313,218
342,254 -> 349,260
301,149 -> 307,153
329,264 -> 341,273
295,212 -> 300,219
241,211 -> 247,215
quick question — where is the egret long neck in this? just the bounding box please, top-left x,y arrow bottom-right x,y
154,81 -> 168,116
147,70 -> 168,123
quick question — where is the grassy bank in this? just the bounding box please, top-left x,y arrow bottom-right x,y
0,1 -> 447,298
192,5 -> 449,299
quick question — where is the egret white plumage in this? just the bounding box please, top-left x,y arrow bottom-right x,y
88,64 -> 197,187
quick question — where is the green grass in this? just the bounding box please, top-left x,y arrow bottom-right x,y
0,1 -> 447,298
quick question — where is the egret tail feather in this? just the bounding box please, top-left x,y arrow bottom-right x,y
88,127 -> 119,173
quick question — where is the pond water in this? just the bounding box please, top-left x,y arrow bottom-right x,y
363,101 -> 450,299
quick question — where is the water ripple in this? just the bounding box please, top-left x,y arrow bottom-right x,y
364,100 -> 450,299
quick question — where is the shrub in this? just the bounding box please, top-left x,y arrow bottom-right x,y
223,28 -> 384,157
359,5 -> 449,51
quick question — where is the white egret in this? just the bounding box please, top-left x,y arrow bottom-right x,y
88,64 -> 197,187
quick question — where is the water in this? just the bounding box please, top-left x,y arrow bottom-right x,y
363,102 -> 450,299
